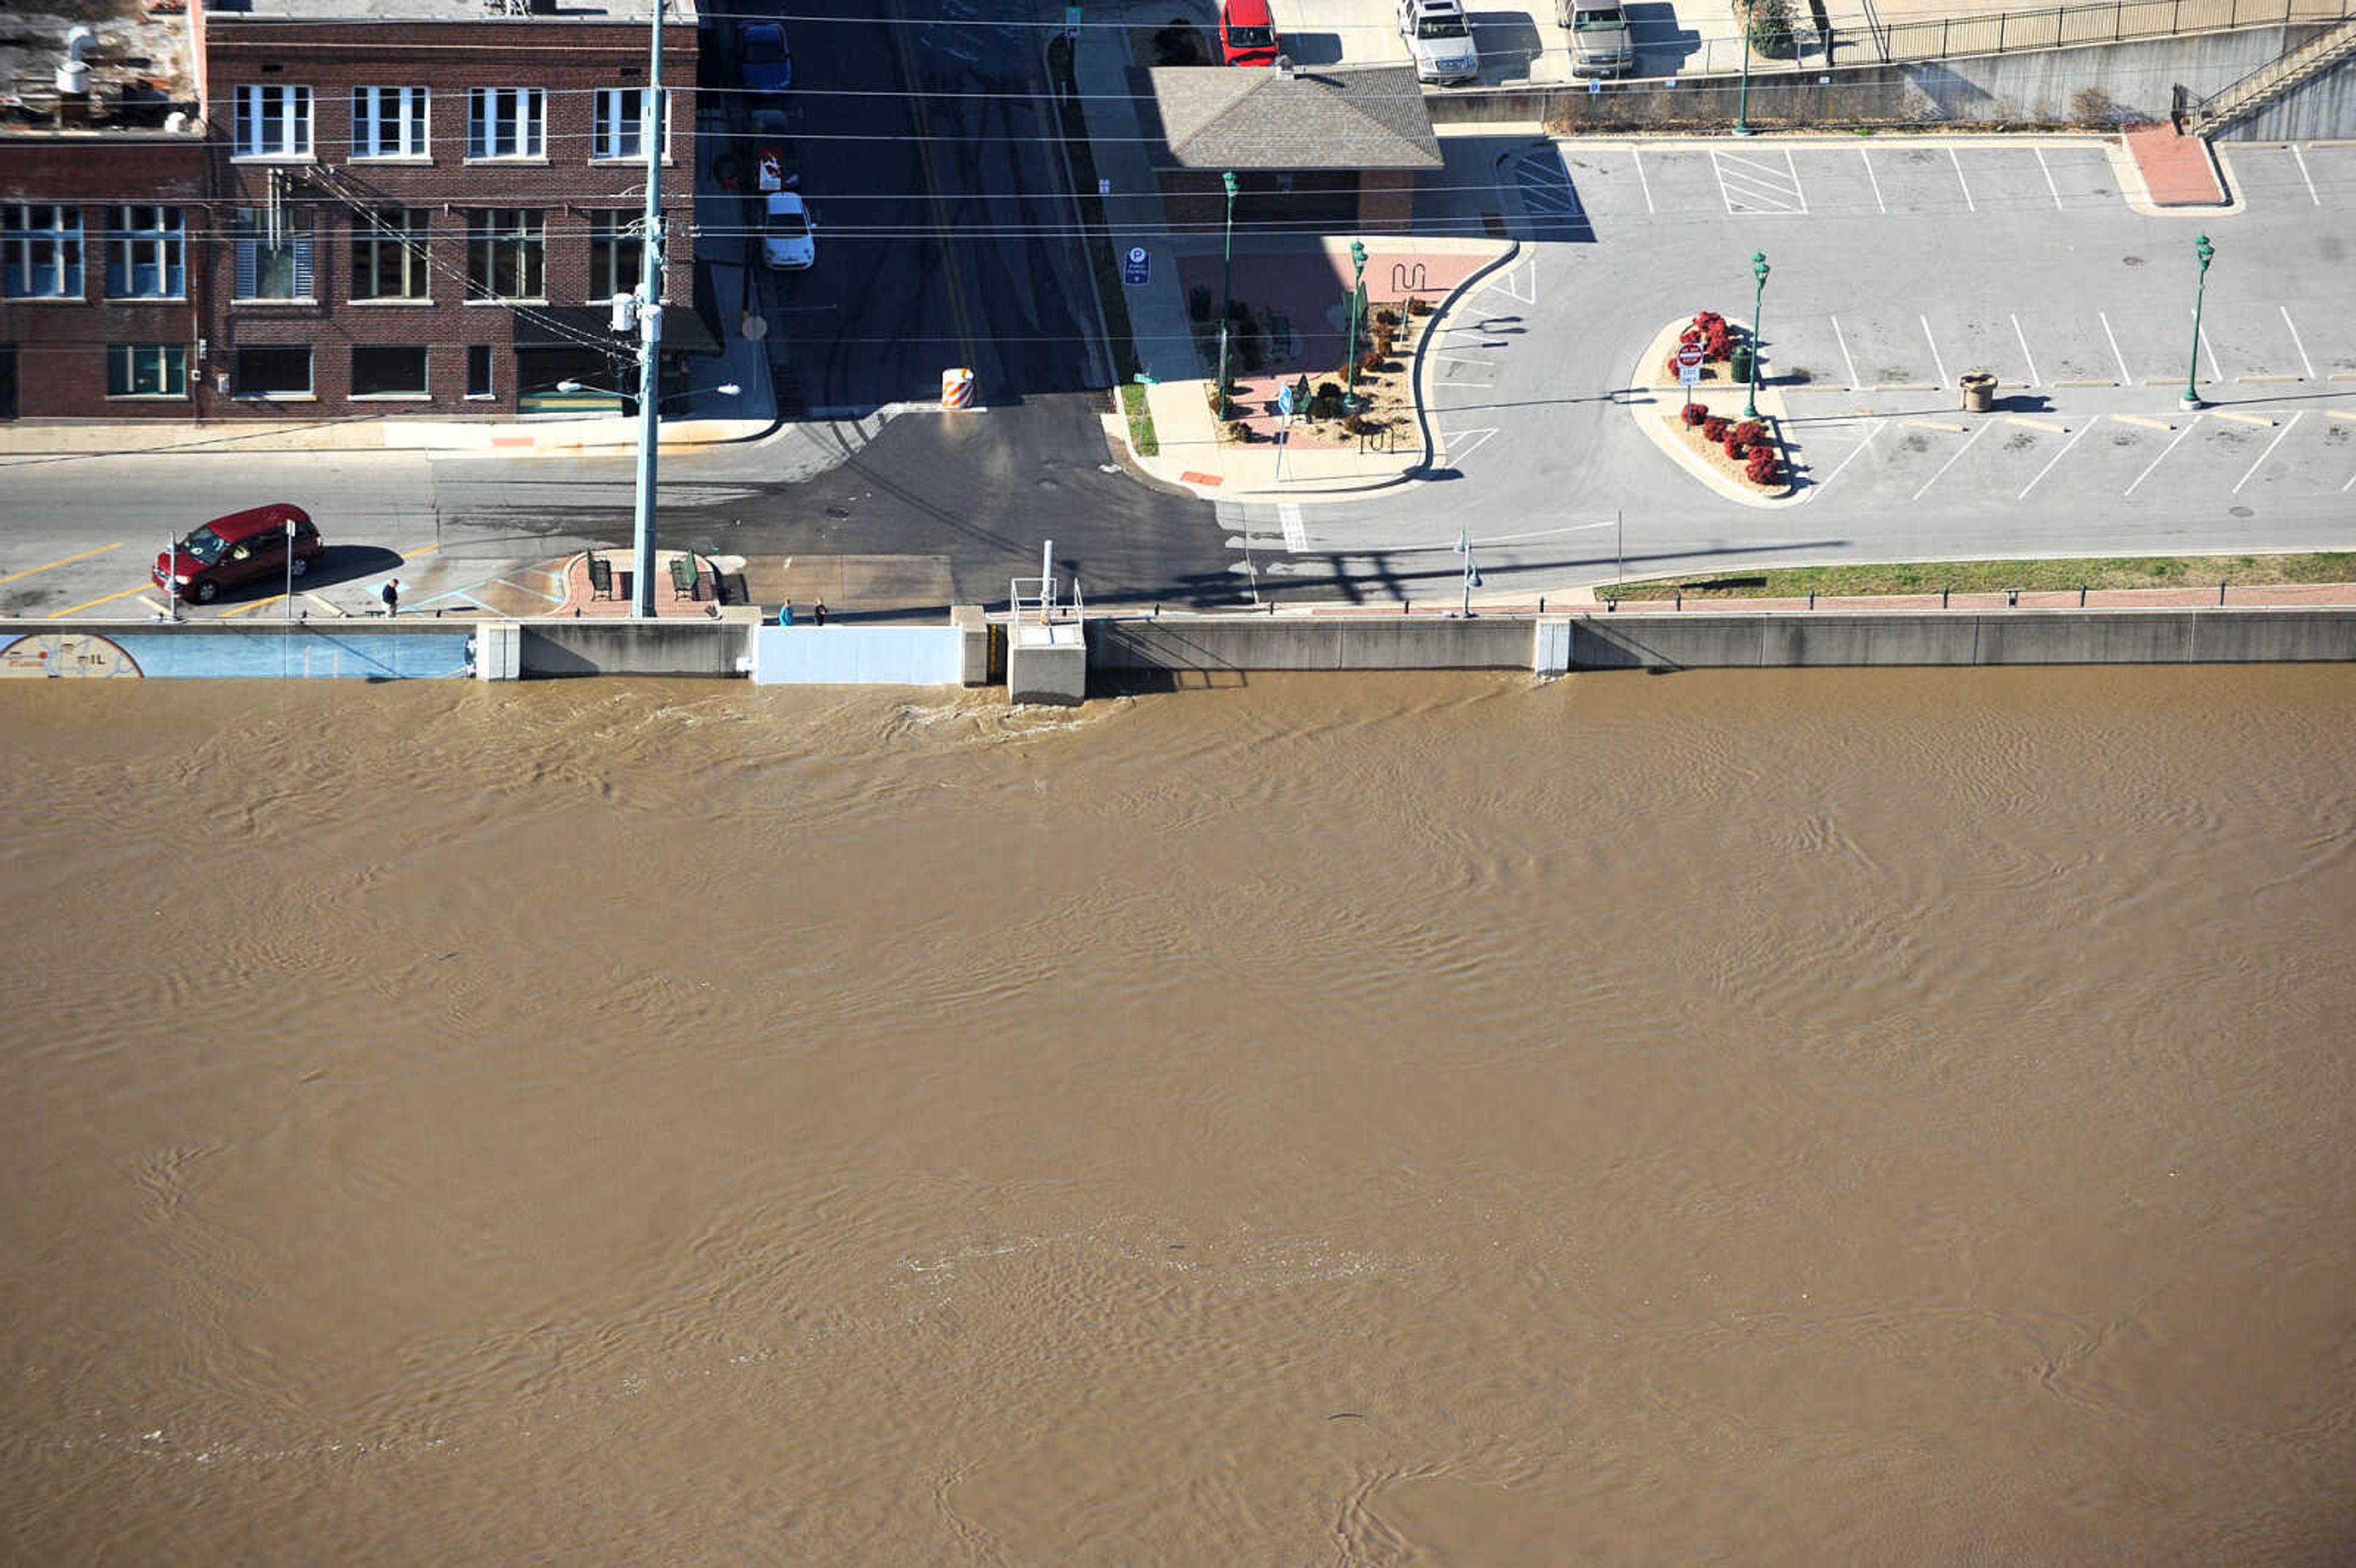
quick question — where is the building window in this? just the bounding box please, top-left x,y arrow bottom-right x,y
105,206 -> 184,299
352,86 -> 428,158
466,88 -> 544,159
468,344 -> 495,399
591,89 -> 664,161
589,212 -> 644,299
352,209 -> 429,300
234,345 -> 312,397
107,344 -> 188,398
2,205 -> 84,298
234,84 -> 314,158
352,345 -> 429,398
234,209 -> 315,300
466,209 -> 544,300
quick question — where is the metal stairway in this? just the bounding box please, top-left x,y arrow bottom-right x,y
2188,13 -> 2356,134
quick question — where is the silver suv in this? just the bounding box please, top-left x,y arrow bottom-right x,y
1558,0 -> 1634,75
1398,0 -> 1479,84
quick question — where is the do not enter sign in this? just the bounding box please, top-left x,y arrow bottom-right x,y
1676,342 -> 1706,369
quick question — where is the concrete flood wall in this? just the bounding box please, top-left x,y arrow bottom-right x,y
1085,610 -> 2356,681
523,620 -> 747,678
0,621 -> 475,680
1429,26 -> 2324,130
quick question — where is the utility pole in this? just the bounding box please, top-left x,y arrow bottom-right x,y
629,0 -> 670,617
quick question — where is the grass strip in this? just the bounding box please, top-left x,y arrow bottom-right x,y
1119,381 -> 1159,457
1601,553 -> 2356,601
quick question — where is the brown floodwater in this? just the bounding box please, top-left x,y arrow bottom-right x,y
1,667 -> 2352,1566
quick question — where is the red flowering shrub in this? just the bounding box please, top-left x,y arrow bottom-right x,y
1682,402 -> 1707,426
1746,447 -> 1780,485
1723,434 -> 1746,458
1732,420 -> 1765,448
1702,416 -> 1730,443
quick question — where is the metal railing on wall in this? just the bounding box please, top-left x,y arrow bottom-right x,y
1605,0 -> 2350,77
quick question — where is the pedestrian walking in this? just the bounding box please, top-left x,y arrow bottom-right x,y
813,599 -> 827,626
779,601 -> 795,627
380,578 -> 401,618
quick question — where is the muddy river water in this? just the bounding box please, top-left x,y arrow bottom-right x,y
2,667 -> 2351,1565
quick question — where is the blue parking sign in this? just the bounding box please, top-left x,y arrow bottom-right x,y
1122,247 -> 1150,286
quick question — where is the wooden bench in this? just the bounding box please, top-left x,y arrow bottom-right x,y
586,553 -> 615,600
669,554 -> 702,601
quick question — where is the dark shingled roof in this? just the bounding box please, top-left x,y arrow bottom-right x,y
1142,64 -> 1441,171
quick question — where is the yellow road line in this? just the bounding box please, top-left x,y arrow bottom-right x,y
0,542 -> 123,586
404,542 -> 442,558
48,583 -> 155,619
218,596 -> 285,618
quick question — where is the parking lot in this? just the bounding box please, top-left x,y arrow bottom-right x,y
1259,133 -> 2356,595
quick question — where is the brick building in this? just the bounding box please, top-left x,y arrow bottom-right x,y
0,0 -> 706,422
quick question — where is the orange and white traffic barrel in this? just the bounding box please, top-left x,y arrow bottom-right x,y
940,367 -> 976,409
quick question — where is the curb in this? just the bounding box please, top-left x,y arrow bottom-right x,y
1409,237 -> 1523,479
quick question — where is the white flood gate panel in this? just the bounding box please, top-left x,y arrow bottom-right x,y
752,626 -> 966,686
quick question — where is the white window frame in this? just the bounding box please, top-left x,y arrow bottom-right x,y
591,88 -> 667,162
466,88 -> 545,161
233,83 -> 314,160
106,206 -> 185,299
352,86 -> 429,159
233,208 -> 316,302
588,210 -> 645,299
1,204 -> 84,299
106,344 -> 189,399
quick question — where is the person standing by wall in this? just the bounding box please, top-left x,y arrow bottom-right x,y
381,579 -> 401,618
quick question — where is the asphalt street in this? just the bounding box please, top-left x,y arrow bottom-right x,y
734,0 -> 1109,414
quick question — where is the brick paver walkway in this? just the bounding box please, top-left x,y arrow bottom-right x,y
2124,124 -> 2224,207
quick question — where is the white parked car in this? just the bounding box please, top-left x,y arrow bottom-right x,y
1398,0 -> 1479,83
761,190 -> 815,270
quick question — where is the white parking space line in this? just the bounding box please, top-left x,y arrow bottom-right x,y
2100,311 -> 2135,385
2291,144 -> 2320,206
1711,148 -> 1806,215
1813,420 -> 1882,488
1279,502 -> 1308,551
2011,315 -> 2042,388
1909,423 -> 1988,501
2200,320 -> 2222,382
1858,147 -> 1886,213
1632,147 -> 1655,213
2123,417 -> 2201,498
2035,147 -> 2063,210
1950,148 -> 1976,213
1921,316 -> 1950,389
2231,413 -> 2301,493
1442,428 -> 1498,465
1831,315 -> 1862,391
2283,307 -> 2318,380
2017,420 -> 2093,499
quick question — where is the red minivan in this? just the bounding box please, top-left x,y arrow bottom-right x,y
1219,0 -> 1281,64
152,503 -> 325,604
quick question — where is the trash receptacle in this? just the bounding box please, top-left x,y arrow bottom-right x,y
1960,371 -> 1997,412
1730,344 -> 1755,385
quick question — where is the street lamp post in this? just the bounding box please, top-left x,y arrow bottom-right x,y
1734,0 -> 1755,136
1454,527 -> 1481,617
1215,169 -> 1239,421
623,0 -> 673,617
284,514 -> 296,620
1344,238 -> 1369,407
1746,250 -> 1769,420
2181,233 -> 2215,412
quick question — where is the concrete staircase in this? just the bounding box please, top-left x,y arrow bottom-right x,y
2189,14 -> 2356,134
